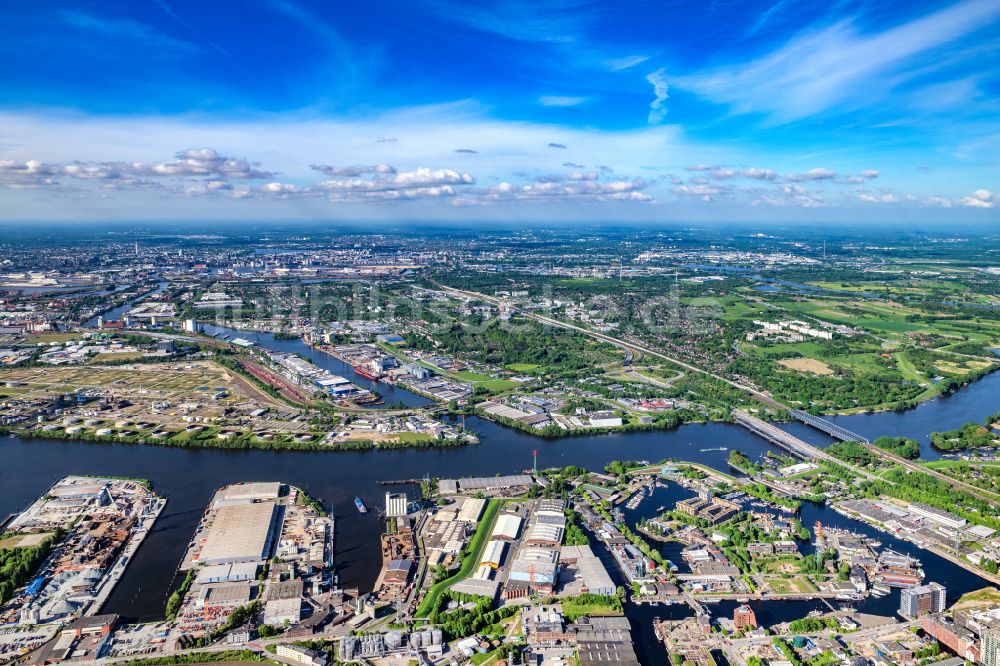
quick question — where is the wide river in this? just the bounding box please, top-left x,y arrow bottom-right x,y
2,327 -> 997,664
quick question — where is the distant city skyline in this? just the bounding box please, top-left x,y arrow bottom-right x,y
0,0 -> 997,222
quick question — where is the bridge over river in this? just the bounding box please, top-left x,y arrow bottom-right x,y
789,409 -> 870,444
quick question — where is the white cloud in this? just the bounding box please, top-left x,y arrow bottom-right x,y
147,148 -> 272,178
673,184 -> 728,201
0,106 -> 986,219
602,55 -> 650,71
0,148 -> 271,188
646,68 -> 669,124
742,167 -> 778,180
958,188 -> 994,208
391,167 -> 474,187
539,95 -> 589,107
310,164 -> 397,176
675,0 -> 1000,122
788,167 -> 836,181
752,183 -> 824,207
472,178 -> 652,204
59,10 -> 202,58
857,192 -> 898,203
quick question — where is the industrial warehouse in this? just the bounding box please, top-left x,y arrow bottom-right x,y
415,496 -> 616,604
166,482 -> 339,650
184,482 -> 283,568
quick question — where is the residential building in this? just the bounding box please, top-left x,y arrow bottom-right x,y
276,643 -> 328,666
900,582 -> 946,618
734,605 -> 757,630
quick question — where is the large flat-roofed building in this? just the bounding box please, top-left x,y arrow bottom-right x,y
909,503 -> 967,530
573,616 -> 641,666
451,575 -> 501,600
525,523 -> 564,547
507,559 -> 557,596
480,540 -> 508,569
438,475 -> 534,495
195,562 -> 259,584
560,545 -> 615,596
197,582 -> 256,608
457,497 -> 486,523
198,501 -> 279,565
264,597 -> 302,626
213,482 -> 282,507
491,514 -> 523,541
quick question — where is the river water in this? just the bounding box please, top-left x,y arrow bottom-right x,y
2,326 -> 998,664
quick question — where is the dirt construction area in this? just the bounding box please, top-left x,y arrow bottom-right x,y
0,361 -> 253,400
778,357 -> 835,375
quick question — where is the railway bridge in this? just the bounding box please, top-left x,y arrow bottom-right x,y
789,409 -> 869,444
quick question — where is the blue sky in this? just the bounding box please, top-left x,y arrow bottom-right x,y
0,0 -> 997,222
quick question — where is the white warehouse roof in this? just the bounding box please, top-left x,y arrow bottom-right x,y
480,540 -> 508,568
457,497 -> 486,523
491,514 -> 523,541
199,502 -> 278,565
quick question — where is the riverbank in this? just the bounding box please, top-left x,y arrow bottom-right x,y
1,425 -> 474,452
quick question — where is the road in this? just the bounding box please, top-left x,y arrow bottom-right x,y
433,283 -> 779,405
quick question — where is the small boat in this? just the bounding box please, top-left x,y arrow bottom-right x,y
699,447 -> 728,452
354,497 -> 367,513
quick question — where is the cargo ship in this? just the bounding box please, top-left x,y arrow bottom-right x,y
354,497 -> 367,513
353,366 -> 381,381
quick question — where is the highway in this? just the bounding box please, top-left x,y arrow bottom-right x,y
731,410 -> 885,482
434,283 -> 779,404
